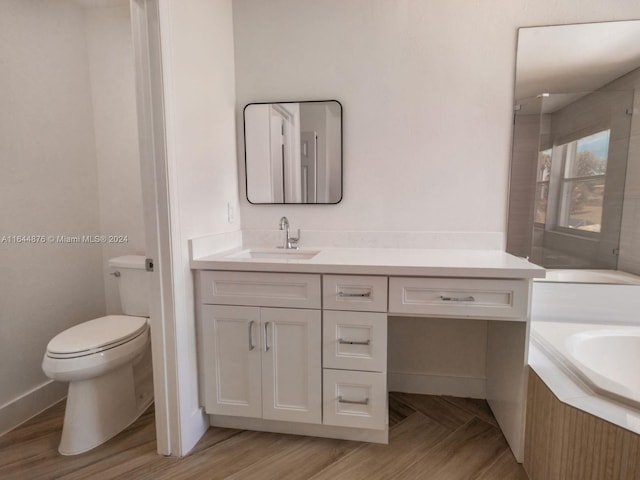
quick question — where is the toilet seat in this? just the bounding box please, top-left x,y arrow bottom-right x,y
46,315 -> 148,359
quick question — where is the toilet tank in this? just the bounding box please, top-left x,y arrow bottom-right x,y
108,255 -> 150,317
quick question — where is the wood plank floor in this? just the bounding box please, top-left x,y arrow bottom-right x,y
0,393 -> 527,480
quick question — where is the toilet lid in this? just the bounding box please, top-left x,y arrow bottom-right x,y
47,315 -> 148,357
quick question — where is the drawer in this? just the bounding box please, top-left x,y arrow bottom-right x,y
323,275 -> 388,312
323,311 -> 387,372
199,271 -> 321,309
388,277 -> 528,320
323,369 -> 386,430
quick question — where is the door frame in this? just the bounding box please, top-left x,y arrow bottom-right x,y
130,0 -> 177,456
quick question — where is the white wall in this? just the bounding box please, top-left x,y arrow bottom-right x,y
0,0 -> 105,433
233,0 -> 640,243
84,1 -> 146,313
158,0 -> 240,455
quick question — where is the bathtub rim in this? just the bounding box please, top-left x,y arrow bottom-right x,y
535,269 -> 640,285
529,321 -> 640,437
565,329 -> 640,410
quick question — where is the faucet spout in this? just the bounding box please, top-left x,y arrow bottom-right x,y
278,217 -> 299,249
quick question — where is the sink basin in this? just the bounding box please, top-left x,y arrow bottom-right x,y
227,249 -> 320,260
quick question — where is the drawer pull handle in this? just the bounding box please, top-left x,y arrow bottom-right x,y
440,295 -> 475,302
338,291 -> 372,298
338,338 -> 371,346
263,322 -> 270,352
248,320 -> 255,351
338,396 -> 369,405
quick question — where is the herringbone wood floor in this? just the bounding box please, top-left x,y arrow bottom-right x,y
0,392 -> 527,479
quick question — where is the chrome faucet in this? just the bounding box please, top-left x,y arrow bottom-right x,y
278,217 -> 300,249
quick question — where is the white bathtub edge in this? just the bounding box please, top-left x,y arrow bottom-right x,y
528,343 -> 640,436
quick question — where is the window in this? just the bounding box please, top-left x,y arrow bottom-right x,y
556,130 -> 610,234
534,148 -> 552,225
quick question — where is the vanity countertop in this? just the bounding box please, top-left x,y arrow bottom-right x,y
191,247 -> 545,279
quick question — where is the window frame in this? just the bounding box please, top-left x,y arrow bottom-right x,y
533,148 -> 552,227
552,129 -> 610,238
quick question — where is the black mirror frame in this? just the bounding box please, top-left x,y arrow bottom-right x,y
243,99 -> 343,205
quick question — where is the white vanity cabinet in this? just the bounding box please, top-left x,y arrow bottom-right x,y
199,271 -> 322,424
192,247 -> 543,459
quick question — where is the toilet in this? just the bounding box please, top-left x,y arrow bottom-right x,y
42,255 -> 154,455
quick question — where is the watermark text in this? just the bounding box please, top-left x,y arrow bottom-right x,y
1,234 -> 129,245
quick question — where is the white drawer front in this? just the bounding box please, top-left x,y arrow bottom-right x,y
389,277 -> 528,320
323,275 -> 388,312
323,311 -> 387,372
323,369 -> 386,430
200,271 -> 321,309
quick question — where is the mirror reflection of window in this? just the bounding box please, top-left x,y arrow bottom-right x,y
534,148 -> 552,225
556,130 -> 610,234
507,20 -> 640,271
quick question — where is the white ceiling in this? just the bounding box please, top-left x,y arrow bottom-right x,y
515,20 -> 640,113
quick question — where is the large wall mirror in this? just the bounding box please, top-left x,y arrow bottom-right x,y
244,100 -> 342,204
507,20 -> 640,281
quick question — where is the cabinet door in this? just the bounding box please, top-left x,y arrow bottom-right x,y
202,305 -> 262,418
260,308 -> 321,424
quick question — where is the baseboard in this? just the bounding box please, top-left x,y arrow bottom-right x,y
0,380 -> 67,437
388,372 -> 486,399
209,414 -> 389,444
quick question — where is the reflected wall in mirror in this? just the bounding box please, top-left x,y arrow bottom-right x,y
244,100 -> 342,204
507,20 -> 640,280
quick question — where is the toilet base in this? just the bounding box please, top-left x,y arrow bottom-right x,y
58,348 -> 153,455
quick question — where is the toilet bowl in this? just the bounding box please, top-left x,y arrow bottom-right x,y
42,255 -> 154,455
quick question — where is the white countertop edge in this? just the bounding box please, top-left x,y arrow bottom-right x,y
528,343 -> 640,436
190,247 -> 544,279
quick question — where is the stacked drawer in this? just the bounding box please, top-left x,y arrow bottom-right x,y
322,275 -> 388,430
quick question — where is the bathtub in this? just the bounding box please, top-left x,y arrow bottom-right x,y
530,280 -> 640,435
531,322 -> 640,410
